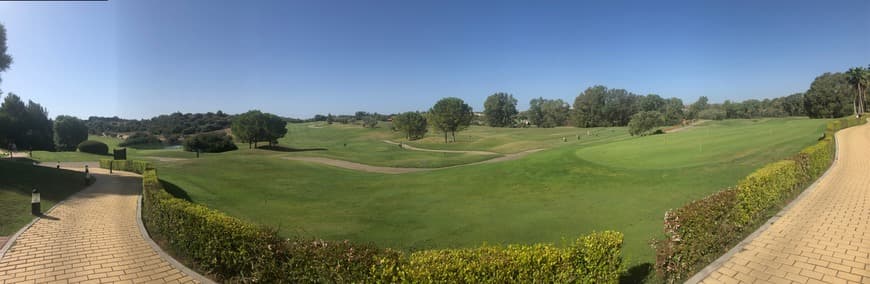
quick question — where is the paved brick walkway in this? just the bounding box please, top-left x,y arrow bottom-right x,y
0,169 -> 199,284
699,124 -> 870,284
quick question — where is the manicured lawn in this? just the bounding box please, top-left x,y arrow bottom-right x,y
0,159 -> 90,235
279,123 -> 503,168
152,117 -> 828,267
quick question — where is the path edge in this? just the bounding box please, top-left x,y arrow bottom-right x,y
0,197 -> 67,261
136,195 -> 215,284
684,126 -> 848,284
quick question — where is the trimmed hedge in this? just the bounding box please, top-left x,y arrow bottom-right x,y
735,160 -> 800,224
655,189 -> 739,281
655,117 -> 866,282
372,231 -> 624,283
99,159 -> 152,174
77,140 -> 109,155
131,167 -> 627,282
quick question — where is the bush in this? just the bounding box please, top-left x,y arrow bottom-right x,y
77,140 -> 109,155
119,132 -> 161,147
655,189 -> 739,281
374,231 -> 624,283
99,159 -> 152,174
183,132 -> 237,153
735,160 -> 800,224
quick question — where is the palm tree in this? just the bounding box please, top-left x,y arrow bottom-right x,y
846,67 -> 867,116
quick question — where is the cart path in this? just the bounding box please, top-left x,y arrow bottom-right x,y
284,148 -> 544,174
0,169 -> 201,283
697,123 -> 870,284
382,140 -> 499,155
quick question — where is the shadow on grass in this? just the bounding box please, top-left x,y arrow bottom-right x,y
159,180 -> 193,202
257,145 -> 327,152
620,262 -> 653,284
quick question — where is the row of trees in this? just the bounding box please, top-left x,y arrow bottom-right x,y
85,111 -> 232,136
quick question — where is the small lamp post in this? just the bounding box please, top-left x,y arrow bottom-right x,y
56,161 -> 60,169
85,165 -> 91,184
31,188 -> 40,215
109,160 -> 113,174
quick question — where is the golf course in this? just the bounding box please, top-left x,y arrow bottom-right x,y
22,117 -> 828,266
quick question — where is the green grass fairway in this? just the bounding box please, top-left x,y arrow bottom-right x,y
278,123 -> 504,168
0,160 -> 90,235
151,118 -> 827,266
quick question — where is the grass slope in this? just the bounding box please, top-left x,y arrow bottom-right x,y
153,118 -> 827,265
0,159 -> 90,235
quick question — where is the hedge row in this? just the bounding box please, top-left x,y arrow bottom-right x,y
373,231 -> 624,283
136,168 -> 626,282
99,159 -> 152,174
655,117 -> 866,282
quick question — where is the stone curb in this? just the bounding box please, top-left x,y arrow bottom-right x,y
685,125 -> 851,284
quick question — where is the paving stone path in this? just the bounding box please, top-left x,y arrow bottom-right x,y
0,168 -> 200,284
698,123 -> 870,284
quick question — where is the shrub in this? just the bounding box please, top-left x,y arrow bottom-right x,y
373,231 -> 624,283
183,132 -> 237,153
735,160 -> 800,224
119,132 -> 160,147
77,140 -> 109,155
99,159 -> 152,174
655,189 -> 739,281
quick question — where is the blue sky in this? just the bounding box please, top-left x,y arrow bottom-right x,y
0,0 -> 868,119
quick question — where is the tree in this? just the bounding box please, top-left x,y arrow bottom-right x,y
53,115 -> 88,151
263,113 -> 288,146
428,97 -> 473,143
483,92 -> 518,127
362,116 -> 379,128
804,72 -> 853,118
846,67 -> 867,116
393,111 -> 428,140
539,99 -> 570,128
627,111 -> 664,136
0,93 -> 54,150
687,96 -> 709,119
663,98 -> 685,125
781,93 -> 805,116
571,86 -> 607,127
231,110 -> 287,148
638,94 -> 666,112
0,23 -> 13,82
183,132 -> 238,153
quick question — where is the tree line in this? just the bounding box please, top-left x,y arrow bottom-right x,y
85,111 -> 232,136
